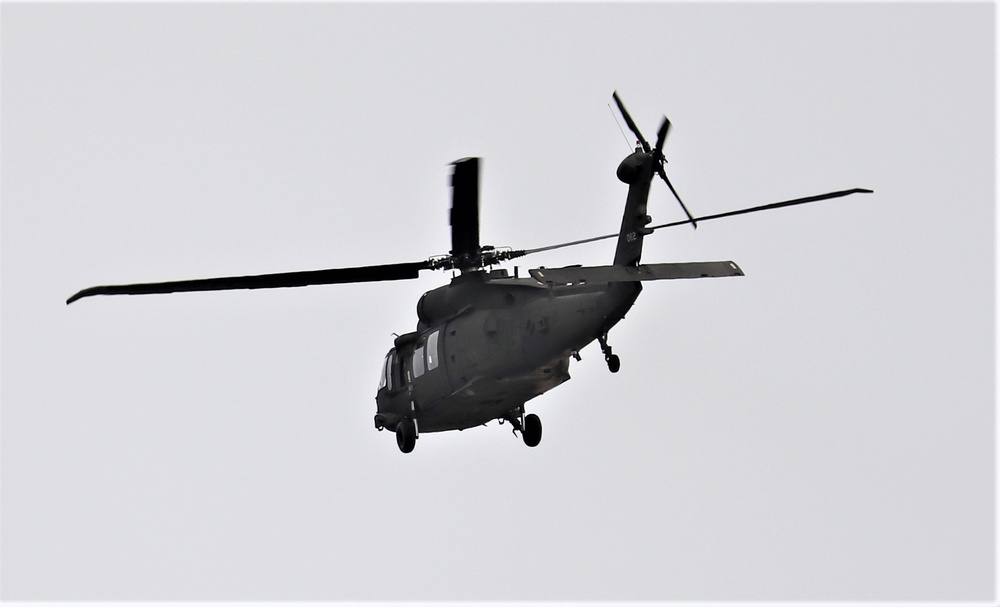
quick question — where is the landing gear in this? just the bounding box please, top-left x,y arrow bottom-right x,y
395,418 -> 416,453
522,413 -> 542,447
504,409 -> 543,447
598,332 -> 621,373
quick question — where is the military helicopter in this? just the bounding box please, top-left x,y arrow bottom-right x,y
67,93 -> 872,453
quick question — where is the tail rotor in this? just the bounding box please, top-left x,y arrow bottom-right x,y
613,91 -> 697,229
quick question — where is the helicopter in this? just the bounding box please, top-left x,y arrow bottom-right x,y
67,92 -> 872,453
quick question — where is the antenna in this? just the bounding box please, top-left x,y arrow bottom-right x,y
608,103 -> 632,151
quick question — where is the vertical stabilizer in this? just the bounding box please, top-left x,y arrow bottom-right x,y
609,92 -> 696,266
613,150 -> 656,266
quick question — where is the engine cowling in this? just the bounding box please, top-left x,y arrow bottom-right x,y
417,285 -> 465,326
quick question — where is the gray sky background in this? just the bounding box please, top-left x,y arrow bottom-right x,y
2,2 -> 995,602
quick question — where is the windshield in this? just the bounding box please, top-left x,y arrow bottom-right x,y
378,351 -> 391,391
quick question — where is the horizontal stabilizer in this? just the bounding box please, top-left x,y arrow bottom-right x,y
529,261 -> 743,286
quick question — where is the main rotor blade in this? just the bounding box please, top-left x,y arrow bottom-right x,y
653,116 -> 670,157
67,260 -> 432,304
657,165 -> 698,229
612,91 -> 649,153
518,188 -> 873,256
450,157 -> 480,265
647,187 -> 874,231
518,232 -> 619,256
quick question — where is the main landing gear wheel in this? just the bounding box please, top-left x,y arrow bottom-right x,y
522,413 -> 542,447
598,332 -> 621,373
396,419 -> 416,453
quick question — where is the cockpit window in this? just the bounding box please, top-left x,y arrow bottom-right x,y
389,330 -> 441,388
380,352 -> 392,390
427,330 -> 440,371
413,344 -> 426,378
392,352 -> 404,389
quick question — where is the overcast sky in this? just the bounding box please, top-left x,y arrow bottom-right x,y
2,2 -> 995,603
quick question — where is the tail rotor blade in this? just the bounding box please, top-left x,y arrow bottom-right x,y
612,91 -> 649,152
653,116 -> 671,157
658,166 -> 697,229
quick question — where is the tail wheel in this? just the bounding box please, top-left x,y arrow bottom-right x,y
396,419 -> 416,453
522,413 -> 542,447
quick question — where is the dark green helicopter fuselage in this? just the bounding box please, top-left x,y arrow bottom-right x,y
373,143 -> 664,437
375,274 -> 640,434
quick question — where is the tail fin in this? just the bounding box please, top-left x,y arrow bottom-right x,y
609,93 -> 693,265
613,150 -> 656,266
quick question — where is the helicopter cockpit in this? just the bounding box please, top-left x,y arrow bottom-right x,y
378,328 -> 443,393
374,326 -> 452,445
378,350 -> 404,393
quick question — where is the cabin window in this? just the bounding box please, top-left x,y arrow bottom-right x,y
413,345 -> 426,378
426,330 -> 440,371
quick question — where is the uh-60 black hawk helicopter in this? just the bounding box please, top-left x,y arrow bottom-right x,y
68,93 -> 872,453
